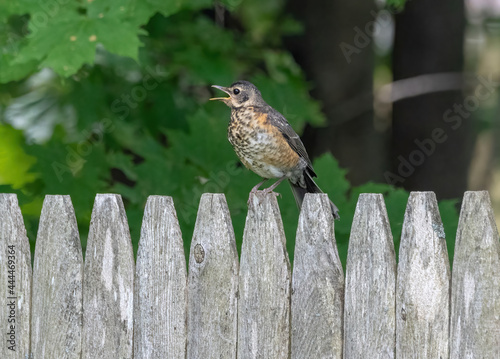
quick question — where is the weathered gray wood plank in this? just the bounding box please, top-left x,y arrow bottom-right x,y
187,193 -> 238,359
82,194 -> 134,359
450,191 -> 500,358
134,196 -> 187,359
238,192 -> 291,359
31,195 -> 83,359
0,194 -> 31,359
291,194 -> 344,359
344,193 -> 396,359
396,192 -> 450,359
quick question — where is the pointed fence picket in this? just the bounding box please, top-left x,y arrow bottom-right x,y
237,193 -> 291,359
450,191 -> 500,358
344,193 -> 396,358
31,195 -> 83,359
82,194 -> 135,359
0,194 -> 31,359
187,194 -> 238,359
291,194 -> 344,359
0,191 -> 499,358
134,195 -> 187,359
396,192 -> 451,358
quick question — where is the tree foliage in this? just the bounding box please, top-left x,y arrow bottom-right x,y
0,0 -> 457,266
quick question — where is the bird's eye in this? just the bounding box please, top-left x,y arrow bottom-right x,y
233,88 -> 240,95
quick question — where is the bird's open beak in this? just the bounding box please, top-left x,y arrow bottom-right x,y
210,85 -> 231,101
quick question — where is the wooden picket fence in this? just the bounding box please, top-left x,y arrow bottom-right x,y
0,191 -> 499,358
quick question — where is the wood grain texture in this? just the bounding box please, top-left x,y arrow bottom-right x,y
134,196 -> 187,359
396,192 -> 450,359
187,193 -> 238,359
31,195 -> 83,359
291,194 -> 344,359
0,194 -> 31,359
238,192 -> 291,359
82,194 -> 134,359
450,191 -> 500,358
344,193 -> 396,359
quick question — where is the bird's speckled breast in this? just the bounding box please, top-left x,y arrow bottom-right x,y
227,107 -> 301,179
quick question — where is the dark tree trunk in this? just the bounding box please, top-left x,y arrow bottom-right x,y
285,0 -> 384,185
391,0 -> 472,199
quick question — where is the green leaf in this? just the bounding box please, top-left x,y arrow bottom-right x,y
4,0 -> 79,18
0,20 -> 38,82
386,0 -> 407,9
383,188 -> 410,259
14,16 -> 145,77
312,153 -> 350,203
0,54 -> 37,83
0,125 -> 38,188
146,0 -> 183,17
181,0 -> 214,11
438,199 -> 459,266
0,3 -> 22,20
165,106 -> 238,172
351,181 -> 395,195
166,16 -> 243,85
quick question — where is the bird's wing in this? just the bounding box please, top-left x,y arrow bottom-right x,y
267,108 -> 317,177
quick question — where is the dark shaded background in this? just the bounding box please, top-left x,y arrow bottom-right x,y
286,0 -> 496,199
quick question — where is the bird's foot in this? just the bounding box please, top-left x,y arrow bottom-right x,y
247,189 -> 280,205
250,179 -> 269,194
261,188 -> 280,197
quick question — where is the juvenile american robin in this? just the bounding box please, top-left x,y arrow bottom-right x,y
210,80 -> 340,219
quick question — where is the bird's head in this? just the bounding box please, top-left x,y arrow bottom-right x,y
210,81 -> 266,109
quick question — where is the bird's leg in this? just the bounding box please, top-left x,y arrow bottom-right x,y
262,176 -> 287,194
250,178 -> 268,194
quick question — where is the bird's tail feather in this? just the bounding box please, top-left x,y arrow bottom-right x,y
289,174 -> 340,219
